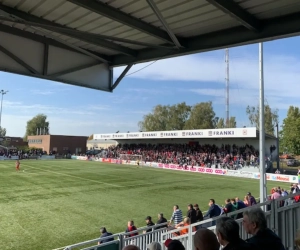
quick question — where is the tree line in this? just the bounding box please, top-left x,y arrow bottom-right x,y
139,101 -> 279,135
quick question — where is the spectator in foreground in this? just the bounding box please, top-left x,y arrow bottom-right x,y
216,217 -> 253,250
125,220 -> 138,238
156,213 -> 168,229
98,227 -> 114,245
123,245 -> 140,250
166,239 -> 185,250
295,230 -> 300,250
169,205 -> 183,226
194,228 -> 220,250
147,242 -> 161,250
243,207 -> 285,250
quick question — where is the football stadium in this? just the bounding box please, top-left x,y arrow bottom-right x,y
0,0 -> 300,250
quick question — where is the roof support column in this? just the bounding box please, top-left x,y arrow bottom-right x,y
111,64 -> 133,90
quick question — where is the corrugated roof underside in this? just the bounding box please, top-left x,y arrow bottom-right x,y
0,0 -> 299,54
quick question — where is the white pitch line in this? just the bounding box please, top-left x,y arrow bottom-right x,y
22,164 -> 123,188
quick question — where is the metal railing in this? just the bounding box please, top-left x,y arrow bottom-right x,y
60,193 -> 300,250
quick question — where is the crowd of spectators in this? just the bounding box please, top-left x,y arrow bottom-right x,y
104,143 -> 261,169
98,189 -> 300,250
0,148 -> 46,158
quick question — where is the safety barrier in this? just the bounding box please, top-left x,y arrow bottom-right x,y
59,193 -> 300,250
72,156 -> 298,184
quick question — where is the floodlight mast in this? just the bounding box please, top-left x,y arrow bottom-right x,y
0,90 -> 8,131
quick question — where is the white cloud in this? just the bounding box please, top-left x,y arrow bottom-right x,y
30,89 -> 54,95
114,52 -> 300,110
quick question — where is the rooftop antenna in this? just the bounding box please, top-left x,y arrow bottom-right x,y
225,48 -> 230,127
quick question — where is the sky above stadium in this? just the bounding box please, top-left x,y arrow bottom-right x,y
2,36 -> 300,137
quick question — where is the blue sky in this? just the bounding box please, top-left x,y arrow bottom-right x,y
2,36 -> 300,137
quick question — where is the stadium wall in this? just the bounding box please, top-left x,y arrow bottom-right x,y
72,156 -> 298,184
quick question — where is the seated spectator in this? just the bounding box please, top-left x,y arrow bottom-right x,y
194,228 -> 220,250
186,204 -> 197,224
243,207 -> 285,250
125,220 -> 138,238
175,217 -> 196,235
156,213 -> 168,229
216,217 -> 253,250
98,227 -> 114,244
147,242 -> 161,250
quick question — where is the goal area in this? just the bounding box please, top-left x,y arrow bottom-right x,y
119,154 -> 142,162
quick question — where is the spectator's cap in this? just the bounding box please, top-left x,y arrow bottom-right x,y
247,192 -> 251,195
147,242 -> 161,250
145,216 -> 152,220
194,204 -> 199,207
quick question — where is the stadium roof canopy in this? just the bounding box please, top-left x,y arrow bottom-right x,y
1,0 -> 300,92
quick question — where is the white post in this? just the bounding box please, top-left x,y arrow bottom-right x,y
259,42 -> 267,205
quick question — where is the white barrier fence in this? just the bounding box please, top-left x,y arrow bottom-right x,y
0,156 -> 19,160
71,156 -> 298,184
59,193 -> 300,250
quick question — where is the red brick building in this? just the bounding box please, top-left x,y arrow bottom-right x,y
27,135 -> 88,154
2,136 -> 27,148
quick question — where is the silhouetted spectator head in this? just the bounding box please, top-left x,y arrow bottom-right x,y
216,217 -> 240,246
243,207 -> 267,235
147,242 -> 161,250
100,227 -> 107,234
123,245 -> 140,250
166,240 -> 185,250
194,228 -> 220,250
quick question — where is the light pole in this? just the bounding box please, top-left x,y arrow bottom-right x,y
0,90 -> 8,131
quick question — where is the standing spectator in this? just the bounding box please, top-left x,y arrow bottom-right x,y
216,217 -> 253,250
144,216 -> 155,233
247,192 -> 257,206
194,204 -> 204,222
243,207 -> 285,250
156,213 -> 168,229
187,204 -> 197,224
224,199 -> 233,214
169,205 -> 183,226
204,199 -> 221,226
98,227 -> 114,245
194,228 -> 220,250
125,221 -> 138,238
271,189 -> 281,200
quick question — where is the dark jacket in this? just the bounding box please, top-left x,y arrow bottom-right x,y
195,208 -> 204,222
146,221 -> 155,233
205,204 -> 221,218
187,208 -> 197,224
246,228 -> 285,250
223,238 -> 254,250
99,232 -> 114,244
156,217 -> 168,229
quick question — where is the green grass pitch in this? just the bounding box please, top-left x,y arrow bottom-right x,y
0,160 -> 289,250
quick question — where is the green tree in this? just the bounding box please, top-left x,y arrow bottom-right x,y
184,101 -> 216,129
88,134 -> 93,140
138,103 -> 191,131
0,126 -> 6,137
280,106 -> 300,154
216,118 -> 225,128
228,117 -> 237,128
24,114 -> 49,141
246,104 -> 278,135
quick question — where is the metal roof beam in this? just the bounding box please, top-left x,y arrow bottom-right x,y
0,4 -> 137,57
0,24 -> 110,62
67,0 -> 175,44
111,64 -> 133,90
111,12 -> 300,66
206,0 -> 261,32
0,44 -> 39,75
146,0 -> 182,48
